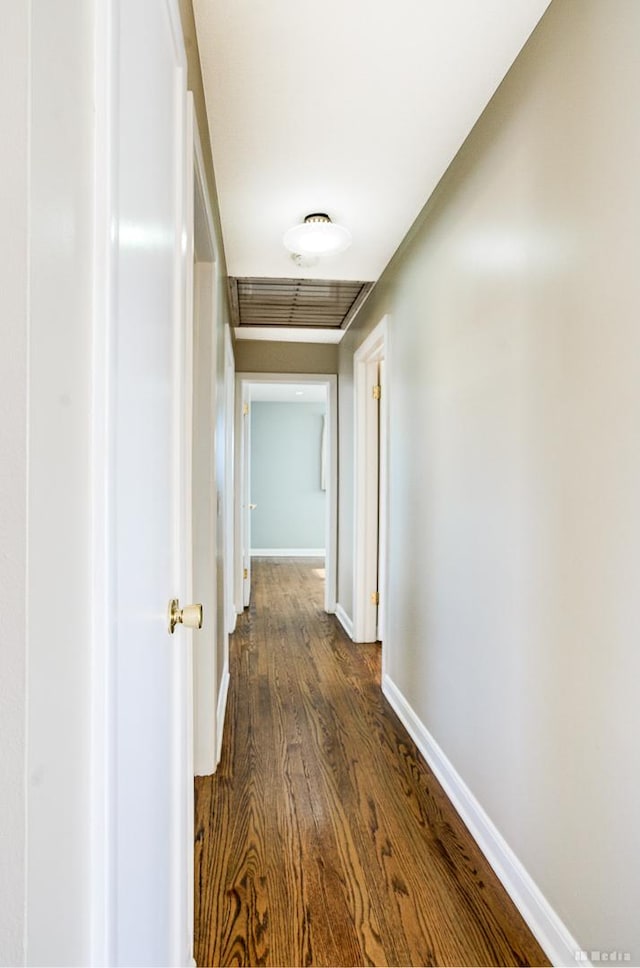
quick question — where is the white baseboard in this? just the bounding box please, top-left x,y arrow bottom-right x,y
216,666 -> 230,767
334,603 -> 353,639
381,673 -> 589,968
251,548 -> 325,557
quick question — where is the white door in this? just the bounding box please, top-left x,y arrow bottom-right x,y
353,317 -> 388,644
240,383 -> 252,606
110,3 -> 191,964
377,359 -> 387,643
354,357 -> 380,642
224,328 -> 236,633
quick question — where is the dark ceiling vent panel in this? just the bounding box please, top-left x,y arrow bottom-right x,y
229,277 -> 373,331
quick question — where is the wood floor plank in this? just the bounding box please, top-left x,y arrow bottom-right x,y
194,558 -> 550,968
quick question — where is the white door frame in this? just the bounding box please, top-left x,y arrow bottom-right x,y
234,373 -> 338,614
353,316 -> 389,655
183,91 -> 197,959
224,326 -> 236,637
377,357 -> 388,648
235,380 -> 252,609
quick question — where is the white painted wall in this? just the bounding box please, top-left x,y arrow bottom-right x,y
339,1 -> 640,961
0,6 -> 29,965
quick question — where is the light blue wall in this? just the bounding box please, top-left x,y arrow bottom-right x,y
251,402 -> 326,551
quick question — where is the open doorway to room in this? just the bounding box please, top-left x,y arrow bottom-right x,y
234,374 -> 338,616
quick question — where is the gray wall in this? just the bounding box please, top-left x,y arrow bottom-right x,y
251,403 -> 326,550
235,340 -> 338,374
338,0 -> 640,959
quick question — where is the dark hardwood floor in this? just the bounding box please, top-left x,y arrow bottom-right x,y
194,558 -> 549,967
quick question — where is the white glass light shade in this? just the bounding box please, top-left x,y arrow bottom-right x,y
283,214 -> 351,257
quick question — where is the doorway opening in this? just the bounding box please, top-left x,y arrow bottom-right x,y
235,373 -> 338,616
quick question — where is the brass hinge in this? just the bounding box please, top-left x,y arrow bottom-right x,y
370,591 -> 380,605
243,567 -> 248,579
243,403 -> 249,416
372,384 -> 381,401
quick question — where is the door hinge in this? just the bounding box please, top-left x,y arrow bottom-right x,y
371,591 -> 380,605
372,384 -> 381,401
243,403 -> 249,416
243,567 -> 248,579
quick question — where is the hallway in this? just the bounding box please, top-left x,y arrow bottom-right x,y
194,559 -> 548,967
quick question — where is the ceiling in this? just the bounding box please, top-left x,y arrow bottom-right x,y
193,0 -> 550,335
249,383 -> 327,404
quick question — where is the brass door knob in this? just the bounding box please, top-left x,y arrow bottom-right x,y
168,598 -> 204,634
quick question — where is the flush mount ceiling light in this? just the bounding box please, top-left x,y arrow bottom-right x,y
283,213 -> 352,259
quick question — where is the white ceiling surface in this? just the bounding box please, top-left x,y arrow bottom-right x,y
193,0 -> 550,283
235,325 -> 344,345
250,383 -> 327,403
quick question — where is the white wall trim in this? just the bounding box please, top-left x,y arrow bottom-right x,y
215,666 -> 230,768
234,326 -> 344,344
381,673 -> 590,968
251,548 -> 325,557
192,111 -> 217,263
223,325 -> 236,636
353,315 -> 389,644
334,604 -> 354,639
182,90 -> 197,968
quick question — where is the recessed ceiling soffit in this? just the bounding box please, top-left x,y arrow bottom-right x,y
228,277 -> 374,332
